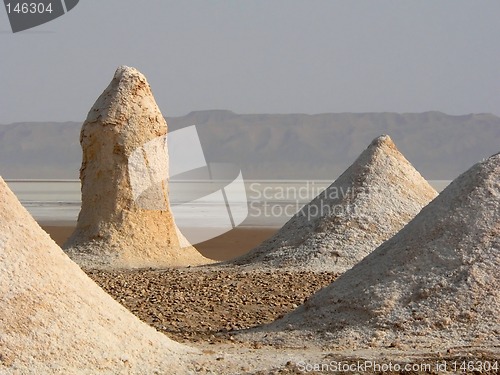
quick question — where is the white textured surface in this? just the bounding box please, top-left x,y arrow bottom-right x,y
241,153 -> 500,351
235,135 -> 437,273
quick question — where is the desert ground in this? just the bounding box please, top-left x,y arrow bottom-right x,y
42,223 -> 339,343
41,223 -> 278,262
84,267 -> 500,375
37,223 -> 500,375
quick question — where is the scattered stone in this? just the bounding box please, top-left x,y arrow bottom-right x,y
85,267 -> 337,343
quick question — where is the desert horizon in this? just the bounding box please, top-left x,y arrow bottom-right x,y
1,110 -> 499,181
7,178 -> 452,261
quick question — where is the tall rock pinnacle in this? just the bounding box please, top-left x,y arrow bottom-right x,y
64,66 -> 212,268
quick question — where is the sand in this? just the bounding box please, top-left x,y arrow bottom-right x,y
0,177 -> 199,374
238,153 -> 500,354
3,138 -> 498,374
83,266 -> 500,375
234,135 -> 437,273
4,186 -> 499,374
42,222 -> 277,261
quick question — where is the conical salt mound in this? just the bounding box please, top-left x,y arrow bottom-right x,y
0,177 -> 197,373
254,153 -> 500,350
64,66 -> 212,268
234,135 -> 437,272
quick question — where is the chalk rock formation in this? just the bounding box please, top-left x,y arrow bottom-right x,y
248,153 -> 500,350
64,66 -> 212,268
235,135 -> 437,272
0,177 -> 198,373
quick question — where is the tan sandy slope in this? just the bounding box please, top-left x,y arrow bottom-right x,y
0,177 -> 198,374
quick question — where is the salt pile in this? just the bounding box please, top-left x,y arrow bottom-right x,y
235,135 -> 437,273
250,153 -> 500,350
64,66 -> 212,268
0,177 -> 197,373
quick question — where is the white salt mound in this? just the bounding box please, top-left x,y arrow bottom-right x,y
249,153 -> 500,351
0,177 -> 197,374
234,135 -> 437,273
64,66 -> 212,269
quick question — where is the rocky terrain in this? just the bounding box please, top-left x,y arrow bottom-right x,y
86,267 -> 338,344
2,65 -> 498,374
85,265 -> 500,374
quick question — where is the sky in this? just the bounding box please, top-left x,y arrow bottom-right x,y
1,1 -> 499,124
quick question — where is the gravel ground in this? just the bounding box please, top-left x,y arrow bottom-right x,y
85,267 -> 338,344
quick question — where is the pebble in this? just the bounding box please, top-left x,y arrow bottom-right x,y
85,268 -> 337,343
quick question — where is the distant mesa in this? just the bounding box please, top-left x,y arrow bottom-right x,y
234,135 -> 438,273
248,152 -> 500,350
2,111 -> 500,181
63,66 -> 213,268
0,177 -> 197,373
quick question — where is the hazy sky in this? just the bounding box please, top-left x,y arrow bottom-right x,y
1,1 -> 499,123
